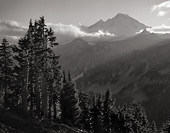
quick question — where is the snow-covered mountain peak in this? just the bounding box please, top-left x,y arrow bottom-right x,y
88,13 -> 148,37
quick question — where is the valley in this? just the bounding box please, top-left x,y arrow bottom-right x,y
54,14 -> 170,128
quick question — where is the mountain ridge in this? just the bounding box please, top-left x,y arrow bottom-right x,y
84,13 -> 148,37
75,39 -> 170,127
54,30 -> 168,77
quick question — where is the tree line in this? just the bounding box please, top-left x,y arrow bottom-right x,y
0,17 -> 170,133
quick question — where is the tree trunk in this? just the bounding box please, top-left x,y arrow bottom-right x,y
42,26 -> 48,119
4,55 -> 7,94
35,56 -> 41,118
29,62 -> 34,112
22,60 -> 28,113
53,95 -> 57,120
0,82 -> 4,106
48,93 -> 52,121
42,73 -> 48,118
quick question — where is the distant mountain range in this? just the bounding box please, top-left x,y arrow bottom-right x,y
57,13 -> 150,44
54,29 -> 169,77
54,13 -> 170,127
76,39 -> 170,127
54,13 -> 170,79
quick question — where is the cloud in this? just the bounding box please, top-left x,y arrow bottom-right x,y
157,10 -> 168,16
152,1 -> 170,11
47,23 -> 115,38
0,20 -> 27,43
147,24 -> 170,34
46,23 -> 115,43
0,20 -> 27,36
152,1 -> 170,16
0,20 -> 115,44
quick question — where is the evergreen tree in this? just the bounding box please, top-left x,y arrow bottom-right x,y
35,16 -> 58,119
129,103 -> 149,132
96,94 -> 104,133
27,20 -> 35,112
148,121 -> 157,133
117,105 -> 132,133
103,90 -> 113,133
90,94 -> 103,133
14,17 -> 58,117
15,19 -> 40,113
52,56 -> 62,121
60,71 -> 81,126
11,60 -> 22,109
17,35 -> 31,113
110,106 -> 120,133
78,91 -> 91,131
47,53 -> 62,121
90,96 -> 98,133
162,116 -> 170,133
0,38 -> 15,108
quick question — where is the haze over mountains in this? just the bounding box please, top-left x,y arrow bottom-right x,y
2,13 -> 170,45
75,39 -> 170,127
54,13 -> 170,77
53,13 -> 170,127
52,13 -> 170,45
58,13 -> 149,44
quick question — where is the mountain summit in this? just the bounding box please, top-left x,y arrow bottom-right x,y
87,13 -> 148,37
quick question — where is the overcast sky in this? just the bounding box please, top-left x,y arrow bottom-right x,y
0,0 -> 169,26
0,0 -> 170,43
